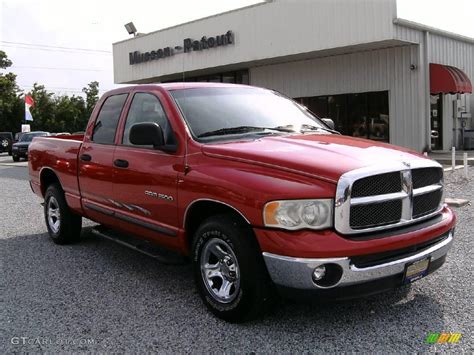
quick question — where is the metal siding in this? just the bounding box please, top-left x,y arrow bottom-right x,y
394,25 -> 423,44
113,0 -> 396,83
250,46 -> 425,151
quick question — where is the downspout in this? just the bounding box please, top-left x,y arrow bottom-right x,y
423,30 -> 431,152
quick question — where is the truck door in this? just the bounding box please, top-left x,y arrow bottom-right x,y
78,93 -> 128,225
112,92 -> 183,249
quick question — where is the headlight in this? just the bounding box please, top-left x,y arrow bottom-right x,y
263,199 -> 333,230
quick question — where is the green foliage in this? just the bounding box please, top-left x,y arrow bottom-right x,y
0,51 -> 101,134
0,50 -> 13,69
0,51 -> 23,132
83,81 -> 99,118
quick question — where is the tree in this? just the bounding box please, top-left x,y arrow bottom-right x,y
54,94 -> 86,133
69,95 -> 88,132
0,51 -> 23,133
82,81 -> 99,118
0,50 -> 12,69
27,83 -> 56,132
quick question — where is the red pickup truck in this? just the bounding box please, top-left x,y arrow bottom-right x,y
29,83 -> 455,322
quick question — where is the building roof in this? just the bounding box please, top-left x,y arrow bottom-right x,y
394,18 -> 474,44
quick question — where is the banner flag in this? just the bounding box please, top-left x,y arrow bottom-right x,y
25,95 -> 34,121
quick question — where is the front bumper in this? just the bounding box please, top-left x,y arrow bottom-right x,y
12,149 -> 27,156
263,229 -> 453,292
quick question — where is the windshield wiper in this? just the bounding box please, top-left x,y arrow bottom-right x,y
300,124 -> 340,135
197,125 -> 295,138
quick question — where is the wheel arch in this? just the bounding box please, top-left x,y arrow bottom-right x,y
184,199 -> 251,250
39,168 -> 63,196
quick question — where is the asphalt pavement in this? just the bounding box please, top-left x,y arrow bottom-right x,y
0,153 -> 472,352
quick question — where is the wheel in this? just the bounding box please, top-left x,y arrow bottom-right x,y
1,138 -> 9,150
44,184 -> 82,244
192,214 -> 273,322
12,155 -> 19,162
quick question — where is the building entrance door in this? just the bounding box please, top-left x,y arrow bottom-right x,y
430,94 -> 443,150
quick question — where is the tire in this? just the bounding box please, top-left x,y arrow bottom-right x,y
192,214 -> 273,322
12,155 -> 19,162
44,184 -> 82,244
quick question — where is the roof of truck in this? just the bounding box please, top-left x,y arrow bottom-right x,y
104,82 -> 257,96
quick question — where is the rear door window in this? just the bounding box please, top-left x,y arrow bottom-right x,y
92,94 -> 128,144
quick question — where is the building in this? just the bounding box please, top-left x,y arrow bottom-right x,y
112,0 -> 473,152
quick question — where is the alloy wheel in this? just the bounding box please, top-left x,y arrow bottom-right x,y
200,238 -> 241,303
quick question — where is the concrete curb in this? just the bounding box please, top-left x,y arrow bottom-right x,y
445,198 -> 470,207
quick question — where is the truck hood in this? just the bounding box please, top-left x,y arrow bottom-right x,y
13,142 -> 31,148
201,134 -> 429,183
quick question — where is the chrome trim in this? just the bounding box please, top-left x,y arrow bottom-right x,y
263,230 -> 453,290
351,192 -> 406,206
183,198 -> 251,227
413,184 -> 443,196
334,159 -> 444,235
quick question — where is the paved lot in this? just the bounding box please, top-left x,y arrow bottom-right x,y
0,153 -> 472,353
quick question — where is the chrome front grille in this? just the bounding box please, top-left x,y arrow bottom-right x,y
413,189 -> 443,218
350,199 -> 403,229
335,160 -> 444,235
351,172 -> 402,197
412,167 -> 443,189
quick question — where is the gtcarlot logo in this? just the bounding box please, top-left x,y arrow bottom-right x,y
426,333 -> 462,344
11,336 -> 95,346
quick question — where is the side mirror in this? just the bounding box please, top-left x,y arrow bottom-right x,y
322,118 -> 335,130
129,122 -> 165,148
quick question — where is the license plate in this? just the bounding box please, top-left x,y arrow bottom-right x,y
403,257 -> 430,284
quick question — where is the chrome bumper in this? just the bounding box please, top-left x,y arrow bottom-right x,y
263,231 -> 453,290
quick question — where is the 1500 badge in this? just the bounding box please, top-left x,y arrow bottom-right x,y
145,190 -> 174,201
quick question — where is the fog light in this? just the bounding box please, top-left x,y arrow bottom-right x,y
312,265 -> 326,281
312,263 -> 344,288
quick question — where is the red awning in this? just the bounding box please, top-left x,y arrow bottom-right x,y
430,63 -> 472,94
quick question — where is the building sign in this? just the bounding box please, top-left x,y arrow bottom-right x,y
129,30 -> 234,65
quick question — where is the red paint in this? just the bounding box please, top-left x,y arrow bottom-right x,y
29,83 -> 456,257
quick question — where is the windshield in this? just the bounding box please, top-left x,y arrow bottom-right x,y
170,87 -> 327,141
20,132 -> 47,142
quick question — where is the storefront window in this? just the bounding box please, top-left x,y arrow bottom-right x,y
296,91 -> 389,142
164,70 -> 249,85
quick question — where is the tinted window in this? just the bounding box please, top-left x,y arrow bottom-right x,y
20,132 -> 48,142
92,94 -> 127,144
122,93 -> 175,146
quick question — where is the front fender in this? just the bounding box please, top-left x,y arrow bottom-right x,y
178,156 -> 336,228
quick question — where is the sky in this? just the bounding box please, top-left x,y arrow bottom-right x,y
1,0 -> 473,97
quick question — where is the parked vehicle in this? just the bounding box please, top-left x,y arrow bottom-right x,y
51,132 -> 71,136
0,132 -> 13,155
14,132 -> 25,143
12,131 -> 49,162
28,84 -> 455,322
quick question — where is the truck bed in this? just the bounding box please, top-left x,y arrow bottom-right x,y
29,135 -> 84,203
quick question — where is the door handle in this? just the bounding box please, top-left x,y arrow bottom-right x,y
80,154 -> 92,162
114,159 -> 129,168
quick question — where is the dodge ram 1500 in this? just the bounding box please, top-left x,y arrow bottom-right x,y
29,83 -> 455,322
